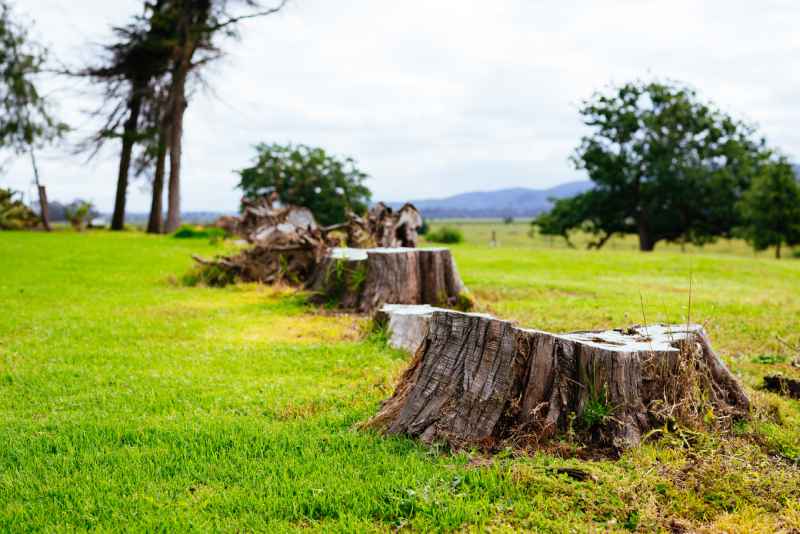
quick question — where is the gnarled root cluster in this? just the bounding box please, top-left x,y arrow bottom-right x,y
195,197 -> 426,288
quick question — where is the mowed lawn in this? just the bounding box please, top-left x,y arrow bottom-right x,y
1,228 -> 799,532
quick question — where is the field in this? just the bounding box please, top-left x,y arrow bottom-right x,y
1,223 -> 799,532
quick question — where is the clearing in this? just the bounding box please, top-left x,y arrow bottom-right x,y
1,224 -> 798,532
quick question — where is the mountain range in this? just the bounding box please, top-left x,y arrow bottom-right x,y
119,166 -> 798,223
387,180 -> 593,219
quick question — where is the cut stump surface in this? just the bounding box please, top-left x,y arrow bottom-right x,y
368,307 -> 750,450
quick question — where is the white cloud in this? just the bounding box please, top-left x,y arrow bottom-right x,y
3,0 -> 799,212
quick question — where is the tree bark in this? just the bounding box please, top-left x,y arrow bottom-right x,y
308,248 -> 468,313
146,122 -> 169,234
367,308 -> 750,451
637,219 -> 655,251
36,185 -> 50,232
29,149 -> 50,232
111,89 -> 144,231
164,51 -> 190,234
776,242 -> 782,259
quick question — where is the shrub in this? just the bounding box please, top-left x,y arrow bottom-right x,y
173,225 -> 224,241
64,201 -> 94,231
0,188 -> 38,230
426,226 -> 463,244
751,354 -> 787,365
418,219 -> 429,236
181,263 -> 236,287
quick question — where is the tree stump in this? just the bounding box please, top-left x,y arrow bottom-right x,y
367,308 -> 750,450
764,375 -> 800,399
308,248 -> 469,313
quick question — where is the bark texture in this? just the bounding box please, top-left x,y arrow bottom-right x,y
346,202 -> 423,248
36,184 -> 50,232
164,53 -> 188,234
764,375 -> 800,399
30,149 -> 50,232
111,89 -> 143,231
367,308 -> 750,450
146,120 -> 168,234
308,248 -> 468,313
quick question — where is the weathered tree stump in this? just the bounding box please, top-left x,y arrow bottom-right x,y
308,248 -> 469,313
367,308 -> 750,450
764,375 -> 800,399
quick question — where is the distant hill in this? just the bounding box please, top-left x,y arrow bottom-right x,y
387,181 -> 592,219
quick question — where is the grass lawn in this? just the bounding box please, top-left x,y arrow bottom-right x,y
1,227 -> 799,532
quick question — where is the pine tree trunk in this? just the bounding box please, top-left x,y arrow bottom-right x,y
164,57 -> 189,234
368,308 -> 750,450
146,123 -> 168,234
111,90 -> 143,231
308,248 -> 468,313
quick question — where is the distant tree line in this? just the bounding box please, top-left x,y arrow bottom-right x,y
533,80 -> 800,257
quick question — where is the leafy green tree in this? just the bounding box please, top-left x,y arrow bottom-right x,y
0,0 -> 67,230
236,143 -> 372,226
533,189 -> 631,249
737,158 -> 800,258
537,80 -> 766,251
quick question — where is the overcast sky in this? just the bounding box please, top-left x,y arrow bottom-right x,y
4,0 -> 800,213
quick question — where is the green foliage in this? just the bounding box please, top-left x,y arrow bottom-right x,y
453,291 -> 476,312
418,219 -> 430,236
173,224 -> 224,241
181,262 -> 236,287
426,226 -> 464,244
0,2 -> 67,155
751,354 -> 787,365
0,187 -> 37,229
319,258 -> 367,308
579,380 -> 613,430
539,80 -> 767,251
737,157 -> 800,258
64,201 -> 94,231
236,143 -> 372,226
534,189 -> 629,249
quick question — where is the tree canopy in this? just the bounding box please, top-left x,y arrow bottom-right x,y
535,80 -> 768,251
737,157 -> 800,258
77,0 -> 288,232
0,1 -> 67,156
237,143 -> 372,226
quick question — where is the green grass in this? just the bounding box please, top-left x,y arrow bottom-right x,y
1,228 -> 800,532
